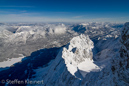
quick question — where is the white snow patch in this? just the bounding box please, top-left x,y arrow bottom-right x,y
66,63 -> 78,75
78,59 -> 100,77
0,54 -> 25,68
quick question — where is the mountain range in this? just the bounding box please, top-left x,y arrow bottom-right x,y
0,22 -> 128,86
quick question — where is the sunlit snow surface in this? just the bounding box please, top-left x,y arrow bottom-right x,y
78,59 -> 100,77
0,54 -> 25,68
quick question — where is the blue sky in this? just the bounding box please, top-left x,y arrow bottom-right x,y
0,0 -> 129,22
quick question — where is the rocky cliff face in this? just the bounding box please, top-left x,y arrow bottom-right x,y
120,22 -> 129,49
112,22 -> 129,86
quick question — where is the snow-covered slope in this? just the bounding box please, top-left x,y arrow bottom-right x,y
28,22 -> 129,86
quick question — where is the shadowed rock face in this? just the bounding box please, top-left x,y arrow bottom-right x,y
111,22 -> 129,86
119,22 -> 129,82
119,22 -> 129,66
120,22 -> 129,50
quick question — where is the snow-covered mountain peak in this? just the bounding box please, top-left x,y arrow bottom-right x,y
63,34 -> 94,63
62,34 -> 100,77
16,26 -> 31,33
